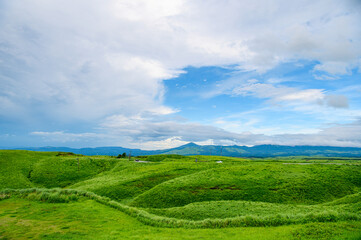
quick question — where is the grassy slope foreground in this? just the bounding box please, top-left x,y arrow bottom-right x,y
1,198 -> 361,240
0,150 -> 361,239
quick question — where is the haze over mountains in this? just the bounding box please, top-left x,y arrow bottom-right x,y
9,143 -> 361,157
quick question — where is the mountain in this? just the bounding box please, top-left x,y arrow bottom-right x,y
7,143 -> 361,157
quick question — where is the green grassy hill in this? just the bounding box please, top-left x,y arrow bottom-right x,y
0,150 -> 55,189
1,150 -> 360,239
146,192 -> 361,221
130,163 -> 361,208
0,150 -> 118,189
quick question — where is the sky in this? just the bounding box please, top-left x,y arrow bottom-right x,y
0,0 -> 361,149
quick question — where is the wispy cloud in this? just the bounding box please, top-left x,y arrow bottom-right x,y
30,131 -> 103,142
205,77 -> 349,111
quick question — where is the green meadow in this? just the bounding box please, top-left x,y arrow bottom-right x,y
1,150 -> 361,239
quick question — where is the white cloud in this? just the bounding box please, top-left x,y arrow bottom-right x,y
278,89 -> 324,102
100,114 -> 239,142
30,119 -> 361,148
324,95 -> 349,108
100,113 -> 361,148
230,79 -> 349,109
30,131 -> 102,143
313,74 -> 340,81
314,62 -> 351,75
268,121 -> 361,147
106,54 -> 180,80
1,0 -> 360,148
134,137 -> 188,150
112,0 -> 184,21
1,1 -> 359,120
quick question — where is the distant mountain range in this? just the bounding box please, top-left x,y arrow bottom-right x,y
7,143 -> 361,157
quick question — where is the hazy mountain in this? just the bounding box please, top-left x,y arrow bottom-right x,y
8,143 -> 361,157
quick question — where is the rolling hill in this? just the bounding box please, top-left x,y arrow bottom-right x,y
1,150 -> 361,239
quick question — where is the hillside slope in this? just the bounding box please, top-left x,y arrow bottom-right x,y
1,150 -> 360,235
0,150 -> 118,189
130,163 -> 361,208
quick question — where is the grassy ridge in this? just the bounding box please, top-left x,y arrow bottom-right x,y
70,161 -> 217,202
0,150 -> 118,189
2,188 -> 360,229
0,150 -> 55,189
130,163 -> 361,208
30,155 -> 117,188
143,154 -> 251,163
146,193 -> 361,221
2,198 -> 360,240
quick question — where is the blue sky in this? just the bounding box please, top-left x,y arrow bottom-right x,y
0,0 -> 361,149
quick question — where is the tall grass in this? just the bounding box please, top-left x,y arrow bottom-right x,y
146,196 -> 361,221
2,188 -> 360,229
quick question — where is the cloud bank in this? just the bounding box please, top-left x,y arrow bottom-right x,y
0,0 -> 360,148
31,117 -> 361,149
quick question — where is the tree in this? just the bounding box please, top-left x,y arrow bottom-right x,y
117,152 -> 127,158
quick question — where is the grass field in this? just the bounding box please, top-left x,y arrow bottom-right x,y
1,150 -> 361,239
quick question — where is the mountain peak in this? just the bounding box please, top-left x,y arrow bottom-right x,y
182,142 -> 199,147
